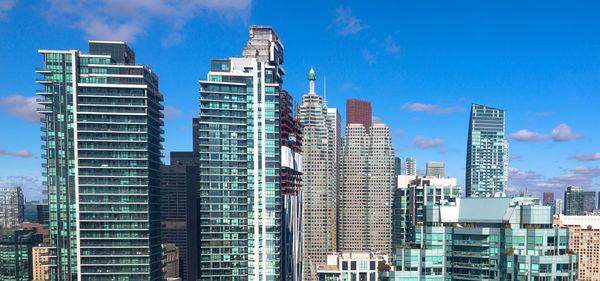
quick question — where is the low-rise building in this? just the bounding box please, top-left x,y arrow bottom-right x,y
382,197 -> 578,281
316,251 -> 388,281
555,214 -> 600,280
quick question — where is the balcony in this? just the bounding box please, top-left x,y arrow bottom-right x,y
37,98 -> 52,104
35,68 -> 52,74
35,78 -> 52,84
36,89 -> 52,95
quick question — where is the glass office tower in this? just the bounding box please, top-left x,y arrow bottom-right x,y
465,103 -> 508,197
197,26 -> 288,280
36,41 -> 164,280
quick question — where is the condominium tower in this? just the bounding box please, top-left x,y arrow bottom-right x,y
339,122 -> 395,256
0,187 -> 24,228
542,192 -> 554,206
405,157 -> 416,176
298,68 -> 337,280
36,41 -> 164,280
198,26 -> 300,280
465,103 -> 508,197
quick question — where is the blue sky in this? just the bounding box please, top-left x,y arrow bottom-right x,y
0,0 -> 599,201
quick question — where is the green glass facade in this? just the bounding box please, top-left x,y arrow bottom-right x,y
197,26 -> 285,280
36,41 -> 164,281
382,198 -> 578,281
0,229 -> 43,281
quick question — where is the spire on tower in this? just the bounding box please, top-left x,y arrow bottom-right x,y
308,68 -> 316,94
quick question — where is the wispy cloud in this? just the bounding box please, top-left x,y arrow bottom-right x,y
507,129 -> 550,142
42,0 -> 251,44
0,95 -> 41,123
340,83 -> 359,92
392,129 -> 404,136
0,148 -> 33,158
509,166 -> 600,196
569,153 -> 600,162
384,35 -> 400,53
438,148 -> 448,154
401,102 -> 464,114
0,175 -> 45,201
163,105 -> 182,118
333,5 -> 368,36
362,49 -> 374,64
509,154 -> 523,159
535,112 -> 554,117
0,0 -> 15,20
552,124 -> 583,142
414,136 -> 445,149
372,116 -> 384,124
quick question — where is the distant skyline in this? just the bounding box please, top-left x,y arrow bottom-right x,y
0,1 -> 599,200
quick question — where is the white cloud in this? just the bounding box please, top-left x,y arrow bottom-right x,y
384,35 -> 400,53
508,166 -> 600,196
552,123 -> 583,142
569,153 -> 600,162
0,148 -> 33,158
414,136 -> 445,149
362,49 -> 374,65
0,95 -> 41,123
392,129 -> 404,136
42,0 -> 251,44
438,148 -> 448,154
333,6 -> 367,35
507,129 -> 550,142
535,112 -> 554,117
509,154 -> 523,159
0,0 -> 15,20
400,102 -> 464,114
163,105 -> 182,118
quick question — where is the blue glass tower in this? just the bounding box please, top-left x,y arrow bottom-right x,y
466,103 -> 508,197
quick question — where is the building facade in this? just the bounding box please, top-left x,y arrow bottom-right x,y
161,243 -> 180,280
392,176 -> 461,245
555,215 -> 600,281
543,192 -> 554,206
584,191 -> 596,213
32,246 -> 50,281
339,123 -> 395,256
405,157 -> 416,176
160,152 -> 198,281
382,197 -> 578,281
564,186 -> 585,215
298,69 -> 336,281
37,41 -> 164,280
554,199 -> 563,215
346,99 -> 372,132
394,157 -> 402,176
0,187 -> 24,228
425,162 -> 445,178
280,89 -> 304,281
0,228 -> 44,281
197,26 -> 289,280
465,103 -> 508,197
316,251 -> 388,281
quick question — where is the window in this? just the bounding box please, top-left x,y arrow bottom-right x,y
211,60 -> 230,72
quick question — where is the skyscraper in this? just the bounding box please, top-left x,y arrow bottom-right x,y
465,103 -> 508,197
339,123 -> 395,256
279,89 -> 304,281
405,157 -> 416,176
37,41 -> 164,280
346,99 -> 372,131
0,187 -> 24,228
543,192 -> 554,206
197,26 -> 292,280
425,162 -> 445,178
394,157 -> 402,176
564,186 -> 585,215
160,152 -> 198,281
584,191 -> 596,213
298,69 -> 337,281
554,198 -> 563,215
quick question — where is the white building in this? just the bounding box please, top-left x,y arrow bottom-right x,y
317,251 -> 388,281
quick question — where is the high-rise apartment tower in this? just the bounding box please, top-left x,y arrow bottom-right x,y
36,41 -> 164,280
465,103 -> 508,197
